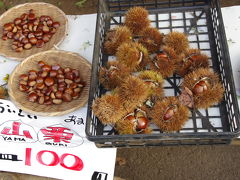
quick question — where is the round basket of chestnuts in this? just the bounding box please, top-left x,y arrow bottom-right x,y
8,50 -> 91,116
0,2 -> 67,60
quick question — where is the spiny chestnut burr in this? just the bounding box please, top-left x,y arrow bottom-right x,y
149,97 -> 189,132
92,94 -> 128,125
176,48 -> 210,77
117,76 -> 151,113
104,26 -> 132,55
115,109 -> 151,135
149,46 -> 177,78
164,31 -> 189,54
124,6 -> 150,35
138,70 -> 164,100
116,42 -> 150,71
138,27 -> 163,53
182,68 -> 224,109
99,61 -> 131,90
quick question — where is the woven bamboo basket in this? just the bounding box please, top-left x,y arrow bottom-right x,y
8,50 -> 91,116
0,2 -> 68,61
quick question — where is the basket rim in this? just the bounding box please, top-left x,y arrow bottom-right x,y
0,2 -> 68,61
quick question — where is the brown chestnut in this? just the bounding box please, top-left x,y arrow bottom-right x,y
28,80 -> 36,87
58,78 -> 65,83
136,117 -> 148,131
192,80 -> 208,95
72,69 -> 80,78
12,26 -> 17,33
19,84 -> 29,92
55,91 -> 63,99
42,34 -> 50,43
53,99 -> 62,105
39,71 -> 48,78
49,70 -> 57,77
20,74 -> 28,81
65,79 -> 73,84
36,77 -> 44,84
52,22 -> 60,28
4,23 -> 13,31
36,83 -> 45,90
65,72 -> 74,80
74,77 -> 81,83
20,13 -> 28,20
24,43 -> 32,50
29,37 -> 37,45
47,20 -> 53,26
72,92 -> 80,99
2,36 -> 7,41
38,61 -> 45,67
14,18 -> 22,25
21,38 -> 29,44
50,27 -> 57,34
38,96 -> 45,104
64,88 -> 73,95
42,26 -> 50,33
42,64 -> 51,72
28,13 -> 35,21
15,47 -> 23,52
34,31 -> 43,37
70,83 -> 78,89
28,92 -> 38,102
62,93 -> 72,102
40,16 -> 46,22
36,40 -> 44,48
52,64 -> 61,71
163,105 -> 178,121
44,99 -> 52,105
44,77 -> 54,86
7,32 -> 14,39
19,80 -> 28,86
74,87 -> 81,93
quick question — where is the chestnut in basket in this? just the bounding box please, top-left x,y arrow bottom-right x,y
18,61 -> 85,105
2,9 -> 60,52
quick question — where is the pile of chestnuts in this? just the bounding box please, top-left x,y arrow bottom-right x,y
2,9 -> 60,52
19,61 -> 84,105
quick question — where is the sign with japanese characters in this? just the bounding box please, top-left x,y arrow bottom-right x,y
0,14 -> 116,180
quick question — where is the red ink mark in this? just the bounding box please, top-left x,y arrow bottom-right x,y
40,127 -> 73,143
1,122 -> 32,139
25,148 -> 32,166
60,153 -> 84,171
37,150 -> 59,166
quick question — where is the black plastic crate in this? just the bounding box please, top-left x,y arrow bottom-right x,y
86,0 -> 240,147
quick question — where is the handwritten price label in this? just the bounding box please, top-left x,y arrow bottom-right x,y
25,148 -> 84,171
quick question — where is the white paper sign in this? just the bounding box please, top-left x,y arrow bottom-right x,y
0,14 -> 116,180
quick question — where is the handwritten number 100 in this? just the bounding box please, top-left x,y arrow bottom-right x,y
25,148 -> 84,171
